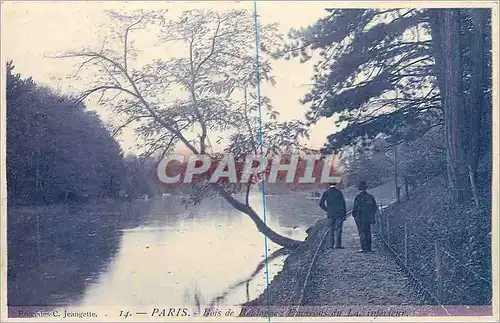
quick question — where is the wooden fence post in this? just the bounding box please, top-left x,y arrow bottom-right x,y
404,223 -> 408,267
386,212 -> 391,245
36,215 -> 41,266
404,176 -> 409,200
378,212 -> 382,235
435,240 -> 444,303
378,202 -> 385,239
377,203 -> 381,234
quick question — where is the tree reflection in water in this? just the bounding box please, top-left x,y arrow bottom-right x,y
208,248 -> 291,307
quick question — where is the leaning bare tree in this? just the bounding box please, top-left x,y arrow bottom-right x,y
58,9 -> 307,248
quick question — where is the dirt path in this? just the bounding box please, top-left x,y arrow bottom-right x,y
303,216 -> 422,305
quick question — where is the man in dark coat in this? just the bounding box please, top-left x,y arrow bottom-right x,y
352,181 -> 378,252
319,182 -> 347,249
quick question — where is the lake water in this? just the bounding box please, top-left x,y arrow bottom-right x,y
8,192 -> 325,309
8,183 -> 395,310
78,193 -> 316,308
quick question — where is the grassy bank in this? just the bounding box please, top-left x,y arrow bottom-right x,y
243,163 -> 492,308
379,166 -> 492,305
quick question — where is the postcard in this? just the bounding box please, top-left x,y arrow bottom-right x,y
1,1 -> 498,322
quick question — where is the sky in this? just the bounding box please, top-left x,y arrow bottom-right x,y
2,1 -> 339,154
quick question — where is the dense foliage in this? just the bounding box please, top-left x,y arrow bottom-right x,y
6,62 -> 125,204
276,8 -> 493,304
275,9 -> 438,150
278,8 -> 492,204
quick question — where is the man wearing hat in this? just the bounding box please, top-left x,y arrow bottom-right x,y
319,182 -> 347,249
352,180 -> 378,252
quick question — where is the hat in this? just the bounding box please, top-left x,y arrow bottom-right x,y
329,178 -> 342,186
358,181 -> 368,190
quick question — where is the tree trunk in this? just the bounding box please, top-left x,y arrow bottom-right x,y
218,189 -> 303,249
429,9 -> 469,203
466,9 -> 487,209
468,165 -> 481,209
404,175 -> 409,200
395,145 -> 400,203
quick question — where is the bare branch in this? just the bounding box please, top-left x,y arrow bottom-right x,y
112,114 -> 152,137
141,134 -> 177,160
123,14 -> 146,71
194,14 -> 222,76
243,87 -> 258,154
72,56 -> 99,78
74,85 -> 140,106
56,51 -> 127,75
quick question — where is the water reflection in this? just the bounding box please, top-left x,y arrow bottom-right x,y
7,201 -> 153,306
8,192 -> 323,307
208,248 -> 290,307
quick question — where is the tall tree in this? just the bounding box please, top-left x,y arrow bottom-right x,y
6,62 -> 124,204
277,8 -> 492,205
428,9 -> 468,202
466,9 -> 488,208
428,9 -> 492,204
59,9 -> 307,248
338,144 -> 392,188
274,9 -> 440,152
121,154 -> 156,198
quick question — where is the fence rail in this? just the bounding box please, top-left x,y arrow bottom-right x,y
376,203 -> 492,306
261,202 -> 491,311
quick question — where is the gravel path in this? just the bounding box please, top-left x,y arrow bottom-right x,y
303,216 -> 422,305
245,183 -> 424,308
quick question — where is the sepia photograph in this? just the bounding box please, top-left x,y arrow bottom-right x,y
1,1 -> 498,321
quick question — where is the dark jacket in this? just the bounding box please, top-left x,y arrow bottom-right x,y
352,191 -> 378,224
319,187 -> 347,219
